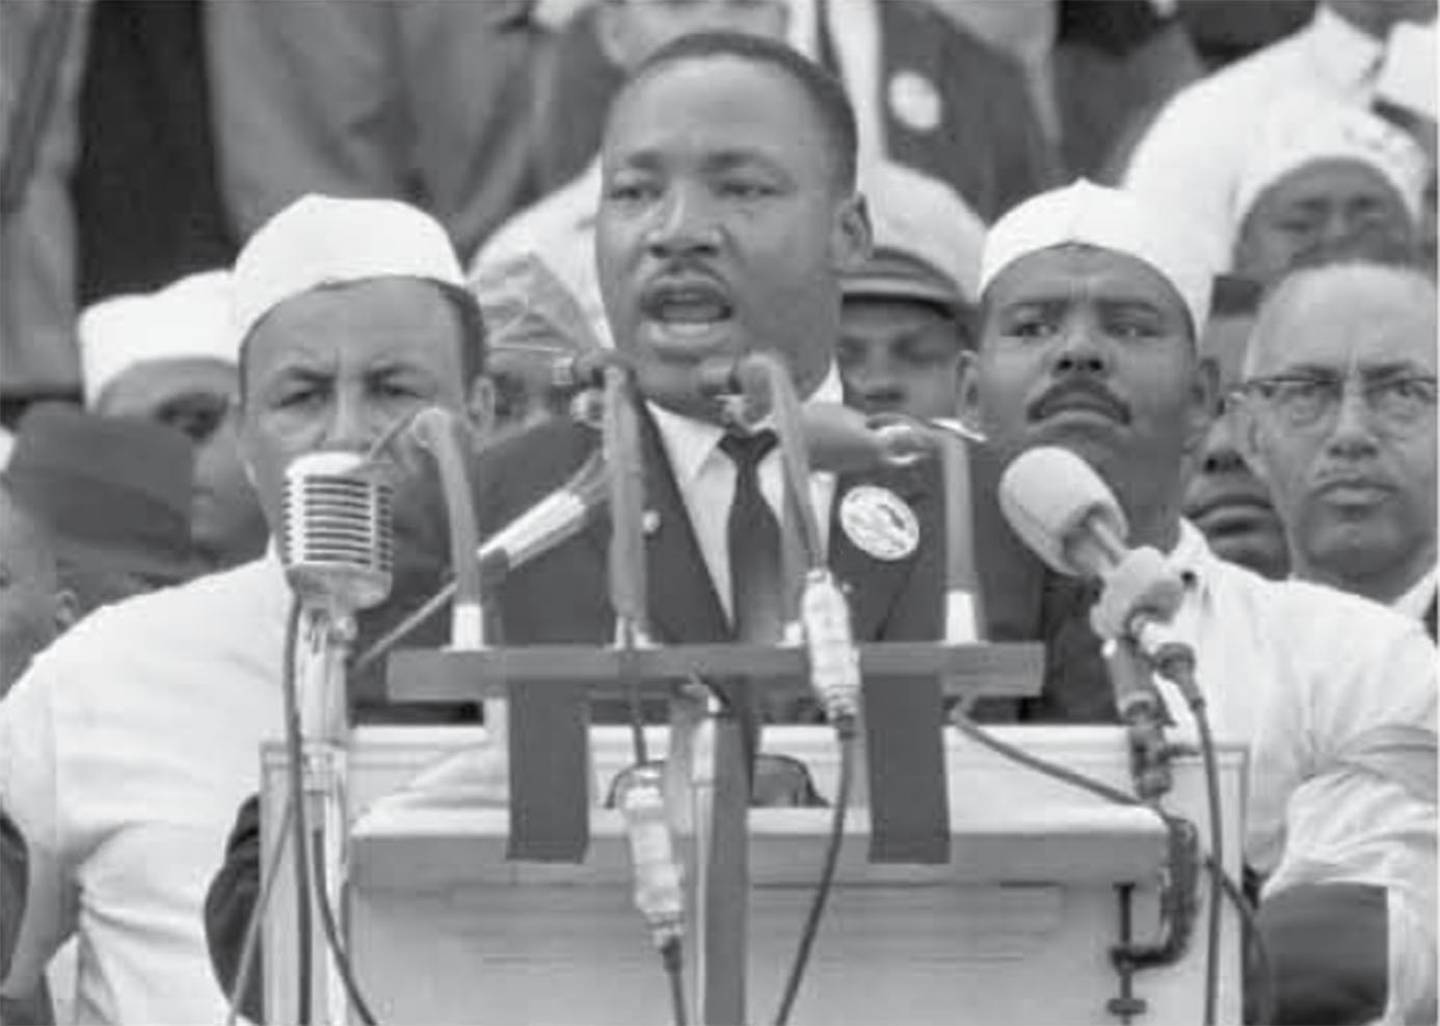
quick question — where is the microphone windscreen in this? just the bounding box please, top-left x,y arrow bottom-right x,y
998,446 -> 1127,575
282,450 -> 395,611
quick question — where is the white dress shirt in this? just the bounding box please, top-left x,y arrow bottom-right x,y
1392,566 -> 1438,625
1153,522 -> 1436,1023
0,555 -> 289,1024
1124,6 -> 1392,270
648,368 -> 842,622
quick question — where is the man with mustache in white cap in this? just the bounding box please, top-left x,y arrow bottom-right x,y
958,179 -> 1436,1024
0,194 -> 493,1025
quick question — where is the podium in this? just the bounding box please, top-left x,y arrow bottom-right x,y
260,723 -> 1245,1024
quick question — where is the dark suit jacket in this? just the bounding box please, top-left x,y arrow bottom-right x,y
206,407 -> 951,1021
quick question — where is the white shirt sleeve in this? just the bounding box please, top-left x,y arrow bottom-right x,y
0,655 -> 80,996
1263,619 -> 1438,1023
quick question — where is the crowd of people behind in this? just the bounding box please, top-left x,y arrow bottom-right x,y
0,1 -> 1436,1024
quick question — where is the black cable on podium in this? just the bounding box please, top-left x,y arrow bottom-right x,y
949,711 -> 1271,1023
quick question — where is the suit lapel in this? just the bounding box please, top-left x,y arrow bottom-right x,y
827,464 -> 934,642
581,404 -> 730,645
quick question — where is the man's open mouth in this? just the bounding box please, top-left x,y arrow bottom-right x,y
640,280 -> 734,340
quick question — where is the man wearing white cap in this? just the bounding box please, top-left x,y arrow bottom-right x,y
960,179 -> 1436,1023
1230,96 -> 1429,287
1235,263 -> 1437,640
0,194 -> 492,1025
1124,0 -> 1436,270
80,270 -> 269,573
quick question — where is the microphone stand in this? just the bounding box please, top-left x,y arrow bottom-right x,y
294,598 -> 358,1026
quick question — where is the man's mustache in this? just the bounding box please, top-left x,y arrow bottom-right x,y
1027,379 -> 1132,424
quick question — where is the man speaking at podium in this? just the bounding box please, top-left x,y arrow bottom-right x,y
207,32 -> 953,1023
957,180 -> 1437,1024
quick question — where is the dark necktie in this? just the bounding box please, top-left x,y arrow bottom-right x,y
1022,570 -> 1118,723
721,429 -> 783,645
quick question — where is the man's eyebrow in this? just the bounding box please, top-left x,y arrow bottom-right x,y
1357,360 -> 1433,379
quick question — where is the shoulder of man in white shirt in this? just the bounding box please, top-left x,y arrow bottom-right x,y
469,158 -> 602,278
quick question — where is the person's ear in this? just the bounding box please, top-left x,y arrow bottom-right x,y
53,587 -> 78,634
465,375 -> 497,447
831,192 -> 872,273
1184,356 -> 1220,458
955,348 -> 985,438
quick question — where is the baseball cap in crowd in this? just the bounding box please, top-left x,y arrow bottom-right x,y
3,405 -> 198,583
232,194 -> 470,347
980,178 -> 1214,335
847,160 -> 985,311
78,270 -> 237,409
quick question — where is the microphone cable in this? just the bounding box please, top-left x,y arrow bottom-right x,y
310,826 -> 379,1025
1158,654 -> 1224,1026
281,599 -> 314,1026
950,711 -> 1265,1024
772,716 -> 856,1026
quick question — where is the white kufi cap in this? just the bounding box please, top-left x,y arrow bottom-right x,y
1234,96 -> 1429,230
233,194 -> 464,346
979,179 -> 1214,335
78,269 -> 237,408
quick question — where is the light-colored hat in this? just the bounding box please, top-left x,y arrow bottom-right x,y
233,194 -> 465,347
979,179 -> 1213,335
859,161 -> 985,303
1377,19 -> 1436,122
1234,96 -> 1430,229
78,270 -> 236,408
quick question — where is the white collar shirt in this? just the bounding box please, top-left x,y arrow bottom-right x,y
1124,5 -> 1393,269
1392,565 -> 1438,624
1152,522 -> 1436,1022
649,367 -> 842,622
0,554 -> 290,1024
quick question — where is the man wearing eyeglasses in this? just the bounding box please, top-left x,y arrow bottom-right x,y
1235,262 -> 1437,639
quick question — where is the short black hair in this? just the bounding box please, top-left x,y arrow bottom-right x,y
615,31 -> 859,193
236,280 -> 488,406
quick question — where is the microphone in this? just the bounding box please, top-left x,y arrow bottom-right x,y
475,450 -> 610,591
999,446 -> 1191,800
549,350 -> 631,394
616,764 -> 684,951
282,450 -> 395,615
997,446 -> 1187,649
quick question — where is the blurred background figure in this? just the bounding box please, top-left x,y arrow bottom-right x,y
1182,275 -> 1290,580
1231,97 -> 1429,286
79,271 -> 268,572
3,0 -> 239,425
1236,263 -> 1437,635
1372,18 -> 1438,277
4,405 -> 198,625
520,0 -> 1050,222
838,164 -> 982,419
1,1 -> 93,420
0,480 -> 72,701
1126,0 -> 1437,270
203,0 -> 543,268
470,255 -> 599,443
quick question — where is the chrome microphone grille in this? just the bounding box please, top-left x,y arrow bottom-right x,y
282,451 -> 395,612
